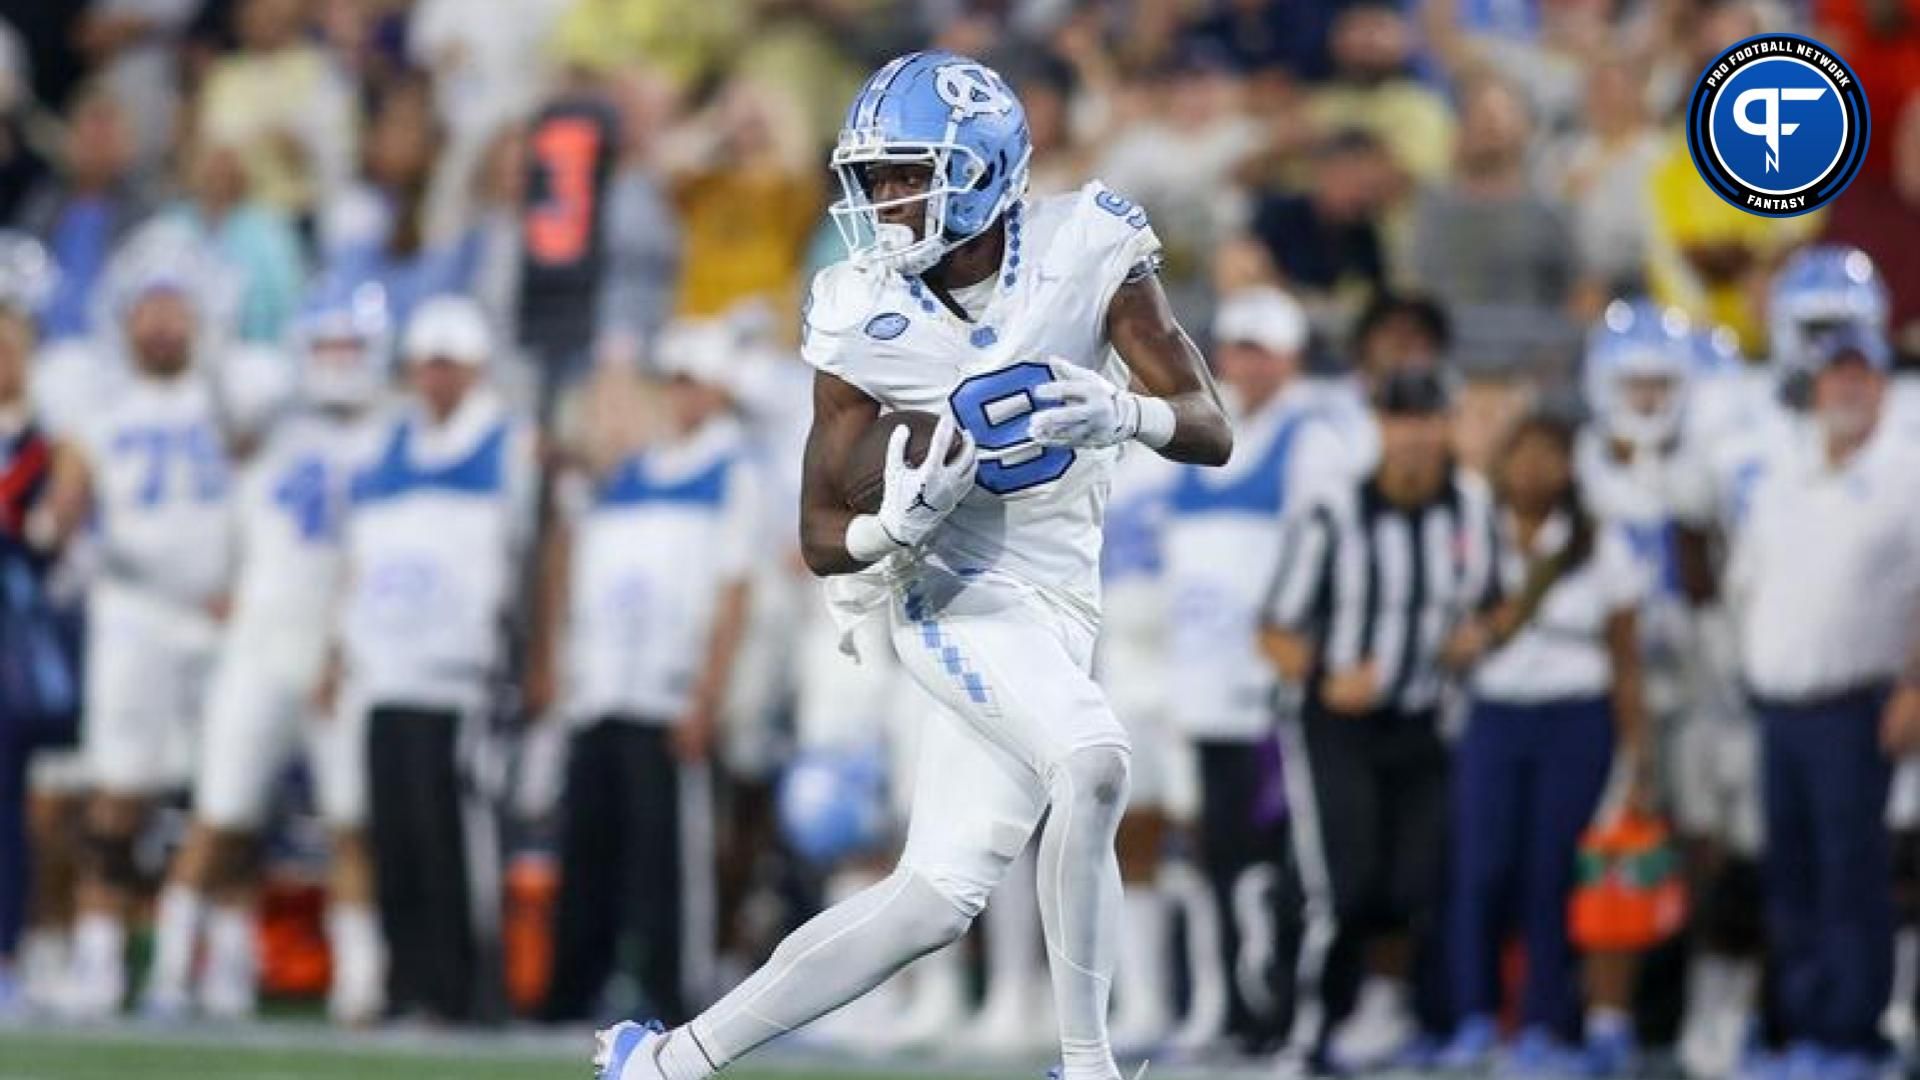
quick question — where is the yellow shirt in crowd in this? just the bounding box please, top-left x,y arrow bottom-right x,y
1645,128 -> 1822,354
199,46 -> 357,216
671,165 -> 822,327
547,0 -> 747,88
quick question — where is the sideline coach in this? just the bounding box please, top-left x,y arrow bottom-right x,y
1731,325 -> 1920,1063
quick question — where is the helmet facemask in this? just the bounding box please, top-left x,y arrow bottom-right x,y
829,128 -> 1026,275
1601,359 -> 1686,450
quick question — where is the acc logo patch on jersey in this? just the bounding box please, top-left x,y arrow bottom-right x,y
864,312 -> 910,340
1686,32 -> 1868,218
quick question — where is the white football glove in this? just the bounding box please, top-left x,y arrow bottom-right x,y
874,412 -> 977,549
1028,363 -> 1144,449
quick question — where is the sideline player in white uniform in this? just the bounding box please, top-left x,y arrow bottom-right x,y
141,282 -> 390,1024
597,50 -> 1233,1080
37,265 -> 236,1019
1576,300 -> 1761,1078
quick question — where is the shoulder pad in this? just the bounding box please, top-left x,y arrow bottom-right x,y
1075,181 -> 1159,257
800,260 -> 889,381
1033,181 -> 1164,307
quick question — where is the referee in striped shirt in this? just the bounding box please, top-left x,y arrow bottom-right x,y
1260,367 -> 1499,1071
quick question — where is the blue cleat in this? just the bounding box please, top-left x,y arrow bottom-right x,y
1582,1024 -> 1639,1077
593,1019 -> 667,1080
1817,1050 -> 1891,1080
1437,1014 -> 1500,1073
1500,1026 -> 1584,1078
1782,1041 -> 1828,1080
1731,1040 -> 1828,1080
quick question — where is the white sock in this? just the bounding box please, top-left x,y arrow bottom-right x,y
148,885 -> 205,1002
681,867 -> 971,1074
326,903 -> 385,1020
1112,886 -> 1169,1034
19,929 -> 66,1003
1037,747 -> 1132,1080
73,913 -> 124,973
1587,1006 -> 1633,1040
71,912 -> 126,1000
1357,975 -> 1409,1011
202,906 -> 256,1005
326,905 -> 383,980
1723,957 -> 1759,1012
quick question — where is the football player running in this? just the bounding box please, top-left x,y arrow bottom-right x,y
142,281 -> 391,1024
596,50 -> 1231,1080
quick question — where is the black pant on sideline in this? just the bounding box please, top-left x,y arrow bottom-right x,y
368,704 -> 476,1022
1284,702 -> 1448,1054
543,719 -> 686,1024
1757,686 -> 1894,1052
1197,738 -> 1299,1048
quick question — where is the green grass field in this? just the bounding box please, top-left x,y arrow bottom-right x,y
0,1022 -> 1293,1080
0,1026 -> 1051,1080
0,1022 -> 983,1076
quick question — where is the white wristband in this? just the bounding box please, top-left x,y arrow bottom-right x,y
845,514 -> 904,563
1132,394 -> 1176,449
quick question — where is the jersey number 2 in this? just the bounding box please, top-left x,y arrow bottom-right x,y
949,362 -> 1074,495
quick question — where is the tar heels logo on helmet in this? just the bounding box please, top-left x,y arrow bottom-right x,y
1687,33 -> 1869,217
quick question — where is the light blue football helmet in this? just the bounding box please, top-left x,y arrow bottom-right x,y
1768,244 -> 1890,372
829,51 -> 1032,275
1584,299 -> 1697,447
293,276 -> 392,409
776,747 -> 890,865
0,231 -> 57,317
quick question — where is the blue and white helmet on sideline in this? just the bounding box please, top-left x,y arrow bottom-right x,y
0,231 -> 56,318
829,51 -> 1031,275
294,276 -> 392,409
776,747 -> 890,866
1768,244 -> 1889,373
1584,299 -> 1696,447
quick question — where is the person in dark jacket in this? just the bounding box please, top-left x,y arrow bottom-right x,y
0,240 -> 79,1006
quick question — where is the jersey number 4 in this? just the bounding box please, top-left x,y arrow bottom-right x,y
272,457 -> 340,542
949,362 -> 1074,495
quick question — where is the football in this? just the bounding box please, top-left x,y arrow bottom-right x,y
842,409 -> 947,514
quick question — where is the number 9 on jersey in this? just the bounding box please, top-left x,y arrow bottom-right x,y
949,361 -> 1076,495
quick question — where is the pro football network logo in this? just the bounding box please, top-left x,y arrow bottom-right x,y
1686,33 -> 1869,217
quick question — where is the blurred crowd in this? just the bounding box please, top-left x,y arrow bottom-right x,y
0,0 -> 1919,1077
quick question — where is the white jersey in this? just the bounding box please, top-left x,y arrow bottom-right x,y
227,411 -> 382,651
802,180 -> 1163,623
1165,388 -> 1346,740
340,390 -> 536,711
1886,375 -> 1920,446
1096,444 -> 1175,718
565,417 -> 760,722
1577,432 -> 1700,703
80,371 -> 234,609
1673,372 -> 1800,538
